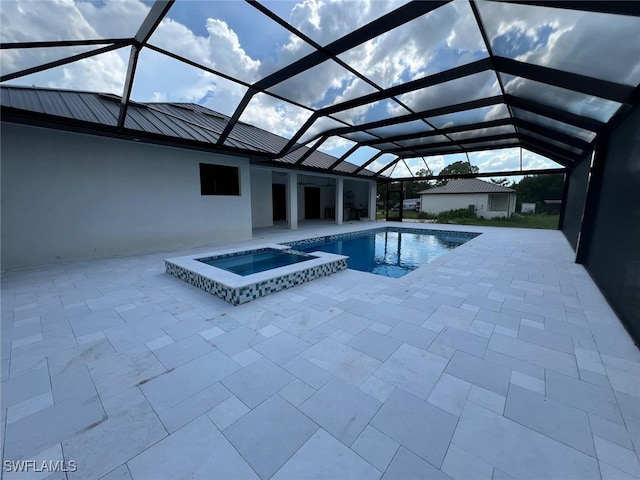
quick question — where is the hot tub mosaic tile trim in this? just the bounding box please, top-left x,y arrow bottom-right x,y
165,246 -> 347,305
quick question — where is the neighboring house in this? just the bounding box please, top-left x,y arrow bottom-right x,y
0,86 -> 377,271
418,179 -> 516,219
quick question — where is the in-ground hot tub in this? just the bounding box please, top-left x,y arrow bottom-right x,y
198,248 -> 315,276
165,244 -> 347,305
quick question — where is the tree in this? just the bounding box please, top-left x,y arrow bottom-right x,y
436,161 -> 479,186
490,177 -> 511,187
512,174 -> 564,213
404,167 -> 434,198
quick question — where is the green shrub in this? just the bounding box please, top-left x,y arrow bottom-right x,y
436,208 -> 477,223
417,211 -> 437,220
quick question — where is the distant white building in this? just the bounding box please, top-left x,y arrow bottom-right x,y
418,179 -> 516,219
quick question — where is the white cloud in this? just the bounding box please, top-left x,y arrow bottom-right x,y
479,1 -> 640,85
1,0 -> 131,93
339,1 -> 485,89
317,136 -> 356,156
238,93 -> 314,140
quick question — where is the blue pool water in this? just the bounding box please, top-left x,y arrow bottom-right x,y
198,249 -> 314,276
293,229 -> 477,278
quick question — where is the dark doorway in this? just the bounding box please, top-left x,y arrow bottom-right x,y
272,184 -> 286,221
304,187 -> 321,219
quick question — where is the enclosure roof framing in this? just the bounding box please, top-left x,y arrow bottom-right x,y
1,0 -> 638,179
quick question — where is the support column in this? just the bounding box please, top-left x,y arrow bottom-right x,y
369,181 -> 377,222
336,178 -> 344,225
288,172 -> 298,230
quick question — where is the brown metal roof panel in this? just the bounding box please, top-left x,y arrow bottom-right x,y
56,93 -> 103,123
188,103 -> 231,121
34,90 -> 74,118
276,148 -> 303,164
123,107 -> 165,134
140,110 -> 190,138
419,178 -> 515,195
333,162 -> 359,173
228,123 -> 288,153
7,87 -> 46,113
215,135 -> 247,150
150,111 -> 213,143
227,128 -> 279,153
155,104 -> 227,138
1,87 -> 11,107
302,150 -> 339,169
75,94 -> 118,126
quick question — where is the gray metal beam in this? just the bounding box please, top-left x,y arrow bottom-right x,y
488,1 -> 640,17
134,0 -> 175,45
363,118 -> 513,146
385,167 -> 567,182
327,144 -> 360,171
293,136 -> 327,165
117,45 -> 141,128
252,1 -> 451,91
495,56 -> 634,104
506,95 -> 604,132
1,44 -> 125,83
0,39 -> 130,49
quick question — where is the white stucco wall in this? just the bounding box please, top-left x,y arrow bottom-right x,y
250,167 -> 273,228
420,193 -> 488,215
1,123 -> 253,270
419,192 -> 516,218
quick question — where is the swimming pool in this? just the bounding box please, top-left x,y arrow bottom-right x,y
289,228 -> 479,278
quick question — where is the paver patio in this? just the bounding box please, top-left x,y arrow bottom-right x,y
1,221 -> 639,479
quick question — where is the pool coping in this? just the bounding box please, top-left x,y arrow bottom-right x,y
165,243 -> 348,305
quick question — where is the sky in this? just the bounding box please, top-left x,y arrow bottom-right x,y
2,0 -> 639,177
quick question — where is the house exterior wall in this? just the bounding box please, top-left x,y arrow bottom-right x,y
420,193 -> 486,215
250,167 -> 273,228
420,192 -> 515,218
1,123 -> 252,270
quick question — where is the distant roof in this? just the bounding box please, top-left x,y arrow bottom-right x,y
0,85 -> 374,177
418,178 -> 515,194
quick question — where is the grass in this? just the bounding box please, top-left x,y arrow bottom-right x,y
447,214 -> 559,229
376,210 -> 559,229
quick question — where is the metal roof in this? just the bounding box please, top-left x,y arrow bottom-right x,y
1,0 -> 639,180
418,178 -> 515,194
0,85 -> 370,175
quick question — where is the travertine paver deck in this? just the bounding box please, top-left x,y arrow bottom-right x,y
1,221 -> 639,480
